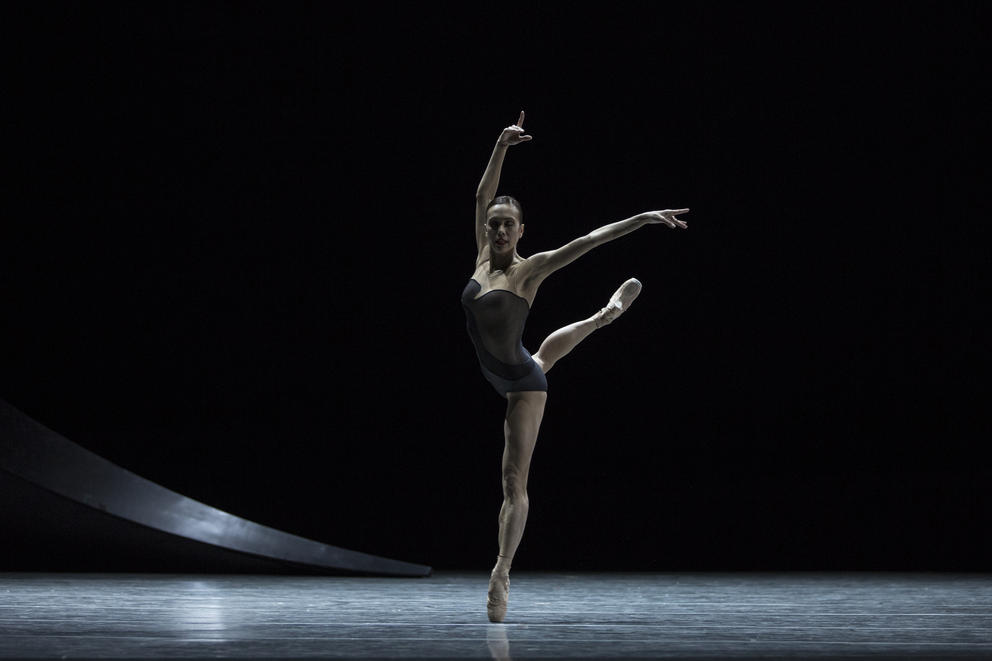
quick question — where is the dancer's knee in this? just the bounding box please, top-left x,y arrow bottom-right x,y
502,468 -> 528,502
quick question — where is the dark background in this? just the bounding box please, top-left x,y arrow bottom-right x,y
2,3 -> 987,571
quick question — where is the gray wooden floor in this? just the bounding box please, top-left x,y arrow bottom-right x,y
1,571 -> 990,659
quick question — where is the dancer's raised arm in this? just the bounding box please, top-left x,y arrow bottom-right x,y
475,111 -> 532,256
520,209 -> 689,285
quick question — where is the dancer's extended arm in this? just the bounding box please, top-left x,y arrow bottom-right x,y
475,111 -> 532,257
521,209 -> 689,283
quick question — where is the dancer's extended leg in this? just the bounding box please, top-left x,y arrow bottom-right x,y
533,278 -> 642,374
532,316 -> 599,373
489,390 -> 546,622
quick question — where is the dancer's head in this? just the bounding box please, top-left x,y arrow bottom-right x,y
486,196 -> 524,256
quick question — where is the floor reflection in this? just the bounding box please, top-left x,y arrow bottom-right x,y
168,579 -> 230,640
486,623 -> 512,661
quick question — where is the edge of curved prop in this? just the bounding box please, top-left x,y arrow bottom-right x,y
0,398 -> 431,577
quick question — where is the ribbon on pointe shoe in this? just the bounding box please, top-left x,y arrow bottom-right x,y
595,301 -> 623,329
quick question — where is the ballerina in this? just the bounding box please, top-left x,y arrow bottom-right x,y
461,111 -> 688,622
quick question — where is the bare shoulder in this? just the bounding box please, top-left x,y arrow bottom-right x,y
512,251 -> 552,286
475,244 -> 491,269
505,256 -> 543,303
471,256 -> 489,280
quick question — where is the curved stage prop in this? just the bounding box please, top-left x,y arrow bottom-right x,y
0,398 -> 431,577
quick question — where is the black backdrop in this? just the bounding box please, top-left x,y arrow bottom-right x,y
3,3 -> 987,571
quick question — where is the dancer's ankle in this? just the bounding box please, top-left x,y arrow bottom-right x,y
594,303 -> 620,329
493,554 -> 512,575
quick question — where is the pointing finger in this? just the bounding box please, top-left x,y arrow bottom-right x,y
516,110 -> 525,128
672,208 -> 690,215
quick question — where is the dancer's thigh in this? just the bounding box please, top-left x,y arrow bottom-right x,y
502,391 -> 547,489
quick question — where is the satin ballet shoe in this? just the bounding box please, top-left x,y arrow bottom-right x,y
487,570 -> 510,623
596,277 -> 642,328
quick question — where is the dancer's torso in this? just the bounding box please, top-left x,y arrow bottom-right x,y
462,258 -> 548,395
462,260 -> 533,363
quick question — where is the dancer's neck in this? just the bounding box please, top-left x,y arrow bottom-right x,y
489,251 -> 518,273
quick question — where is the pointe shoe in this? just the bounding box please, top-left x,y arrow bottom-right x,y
487,570 -> 510,623
596,277 -> 642,328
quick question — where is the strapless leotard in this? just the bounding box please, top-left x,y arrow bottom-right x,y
461,279 -> 548,398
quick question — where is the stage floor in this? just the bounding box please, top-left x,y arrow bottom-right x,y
1,571 -> 990,659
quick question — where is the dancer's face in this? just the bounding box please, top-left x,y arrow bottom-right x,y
486,204 -> 524,255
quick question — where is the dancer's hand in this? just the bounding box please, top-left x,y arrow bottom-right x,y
640,209 -> 689,228
498,111 -> 533,146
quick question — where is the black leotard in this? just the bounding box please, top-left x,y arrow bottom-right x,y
461,278 -> 548,398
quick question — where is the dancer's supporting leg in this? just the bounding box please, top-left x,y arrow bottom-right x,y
488,279 -> 642,622
532,278 -> 642,374
489,390 -> 546,623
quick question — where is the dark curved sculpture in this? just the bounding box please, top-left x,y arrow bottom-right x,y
0,398 -> 431,577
